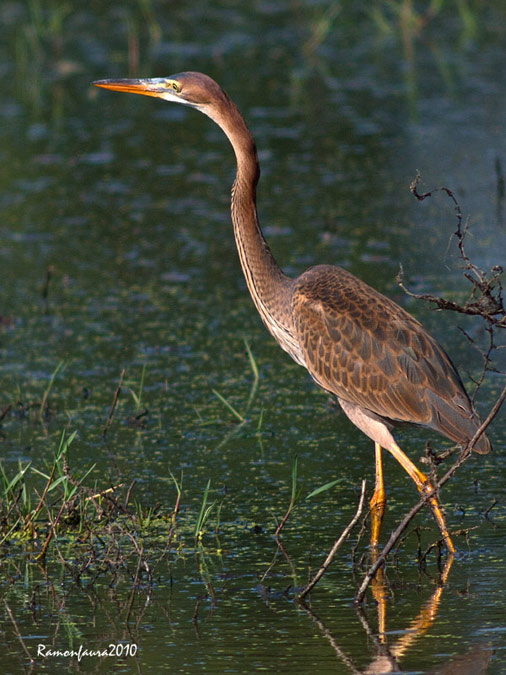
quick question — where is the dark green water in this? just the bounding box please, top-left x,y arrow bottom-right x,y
1,2 -> 505,673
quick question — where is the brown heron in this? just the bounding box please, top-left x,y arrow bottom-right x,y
94,72 -> 491,553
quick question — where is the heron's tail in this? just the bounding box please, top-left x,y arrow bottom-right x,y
428,392 -> 491,454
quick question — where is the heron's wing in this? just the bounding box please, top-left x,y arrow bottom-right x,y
292,265 -> 472,432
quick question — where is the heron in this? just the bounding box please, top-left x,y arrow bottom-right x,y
94,72 -> 491,553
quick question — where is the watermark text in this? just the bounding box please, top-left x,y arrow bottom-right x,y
37,643 -> 138,662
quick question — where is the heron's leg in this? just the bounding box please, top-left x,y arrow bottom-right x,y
387,441 -> 455,554
370,442 -> 387,548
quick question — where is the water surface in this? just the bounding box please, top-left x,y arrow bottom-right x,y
0,2 -> 505,673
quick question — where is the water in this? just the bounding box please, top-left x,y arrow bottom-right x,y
0,1 -> 505,672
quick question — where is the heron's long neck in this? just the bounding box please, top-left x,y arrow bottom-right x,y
216,102 -> 298,351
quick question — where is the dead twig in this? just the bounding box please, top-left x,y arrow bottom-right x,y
103,368 -> 125,438
0,404 -> 11,423
41,265 -> 55,300
398,173 -> 505,327
298,480 -> 366,600
4,600 -> 34,665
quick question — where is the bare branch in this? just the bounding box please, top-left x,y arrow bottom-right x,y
400,173 -> 505,327
298,480 -> 366,600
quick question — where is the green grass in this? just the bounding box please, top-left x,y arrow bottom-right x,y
275,456 -> 341,537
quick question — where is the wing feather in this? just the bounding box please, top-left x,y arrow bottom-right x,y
291,264 -> 489,452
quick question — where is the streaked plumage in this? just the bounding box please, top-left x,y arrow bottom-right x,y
94,72 -> 490,551
291,264 -> 489,454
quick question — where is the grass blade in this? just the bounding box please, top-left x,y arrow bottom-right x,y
212,389 -> 245,423
305,479 -> 340,500
244,338 -> 259,413
38,360 -> 65,421
194,479 -> 215,540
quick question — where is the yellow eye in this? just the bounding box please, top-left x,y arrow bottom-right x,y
166,80 -> 181,93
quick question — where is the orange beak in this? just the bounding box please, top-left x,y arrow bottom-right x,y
93,78 -> 168,98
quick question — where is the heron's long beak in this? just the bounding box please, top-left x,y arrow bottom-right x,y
93,78 -> 169,98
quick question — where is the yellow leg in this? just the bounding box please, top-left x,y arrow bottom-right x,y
388,441 -> 455,554
370,442 -> 387,548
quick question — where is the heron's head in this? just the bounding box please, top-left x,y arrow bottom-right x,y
94,71 -> 254,162
93,71 -> 230,119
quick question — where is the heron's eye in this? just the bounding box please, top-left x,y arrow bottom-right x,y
166,80 -> 181,93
